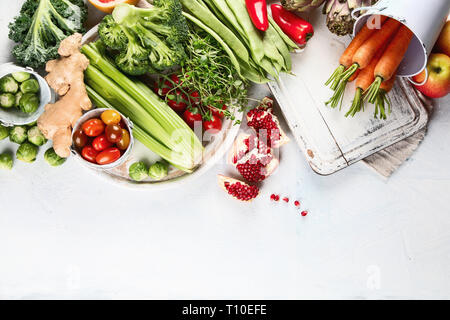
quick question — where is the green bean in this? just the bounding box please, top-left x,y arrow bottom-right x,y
225,0 -> 264,63
265,24 -> 292,72
180,0 -> 249,63
268,16 -> 299,52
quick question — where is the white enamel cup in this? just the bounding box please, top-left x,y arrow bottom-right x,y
353,0 -> 450,82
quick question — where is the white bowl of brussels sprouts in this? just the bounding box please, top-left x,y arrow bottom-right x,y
0,63 -> 52,127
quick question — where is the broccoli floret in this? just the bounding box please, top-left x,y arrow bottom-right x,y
98,0 -> 188,75
98,15 -> 128,50
8,0 -> 87,69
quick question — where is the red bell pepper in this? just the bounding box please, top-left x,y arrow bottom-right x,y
246,0 -> 269,31
271,4 -> 314,46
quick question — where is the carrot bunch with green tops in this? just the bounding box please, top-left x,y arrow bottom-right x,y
325,15 -> 414,119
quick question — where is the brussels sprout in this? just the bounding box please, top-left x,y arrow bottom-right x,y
27,126 -> 47,146
12,72 -> 31,83
0,93 -> 16,108
129,161 -> 149,181
14,92 -> 23,108
9,125 -> 28,144
148,161 -> 169,180
19,93 -> 39,114
20,79 -> 40,94
44,148 -> 66,167
16,142 -> 38,163
0,124 -> 9,140
0,76 -> 19,93
0,153 -> 13,170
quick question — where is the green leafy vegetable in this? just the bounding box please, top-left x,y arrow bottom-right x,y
9,126 -> 28,144
0,153 -> 13,170
0,124 -> 10,140
12,72 -> 31,83
20,79 -> 40,94
19,93 -> 39,114
44,148 -> 66,166
16,142 -> 38,163
129,161 -> 149,181
0,76 -> 19,93
148,161 -> 169,180
0,93 -> 16,108
8,0 -> 87,69
27,126 -> 47,146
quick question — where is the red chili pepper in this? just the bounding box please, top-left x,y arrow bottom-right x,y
271,4 -> 314,46
246,0 -> 269,31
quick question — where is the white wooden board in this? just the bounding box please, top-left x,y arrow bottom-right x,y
269,9 -> 428,175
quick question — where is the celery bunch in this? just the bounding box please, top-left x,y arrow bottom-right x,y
82,41 -> 203,173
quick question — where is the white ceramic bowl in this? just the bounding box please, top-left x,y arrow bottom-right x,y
0,63 -> 52,126
71,108 -> 135,170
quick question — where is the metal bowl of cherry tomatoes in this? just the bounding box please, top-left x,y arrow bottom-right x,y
71,108 -> 134,170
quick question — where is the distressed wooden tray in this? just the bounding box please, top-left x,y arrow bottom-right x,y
268,9 -> 428,175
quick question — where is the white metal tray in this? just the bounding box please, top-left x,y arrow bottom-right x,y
268,9 -> 428,175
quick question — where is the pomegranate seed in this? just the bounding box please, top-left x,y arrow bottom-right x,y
294,201 -> 300,207
301,210 -> 308,217
274,195 -> 280,201
283,197 -> 289,203
270,194 -> 276,200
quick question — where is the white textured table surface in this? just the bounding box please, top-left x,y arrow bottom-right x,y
1,1 -> 450,300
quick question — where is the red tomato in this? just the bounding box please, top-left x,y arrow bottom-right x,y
82,118 -> 105,137
189,91 -> 201,106
208,105 -> 227,119
92,134 -> 113,151
73,129 -> 88,149
203,115 -> 222,131
81,145 -> 99,163
96,147 -> 121,165
105,124 -> 123,143
183,108 -> 203,129
167,89 -> 188,113
116,129 -> 130,151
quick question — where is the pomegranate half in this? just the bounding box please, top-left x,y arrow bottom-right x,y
246,97 -> 289,148
218,175 -> 260,202
227,133 -> 279,183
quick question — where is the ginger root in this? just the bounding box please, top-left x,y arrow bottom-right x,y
38,33 -> 92,158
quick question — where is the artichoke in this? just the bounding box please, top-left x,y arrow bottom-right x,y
281,0 -> 327,12
324,0 -> 378,36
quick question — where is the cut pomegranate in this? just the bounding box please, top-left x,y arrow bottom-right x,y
228,133 -> 279,183
218,175 -> 259,202
246,97 -> 289,148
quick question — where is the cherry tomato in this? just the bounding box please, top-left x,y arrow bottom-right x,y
203,115 -> 223,131
81,145 -> 99,163
92,134 -> 113,152
183,108 -> 203,129
73,129 -> 88,149
101,110 -> 121,125
208,105 -> 227,119
82,118 -> 105,137
116,129 -> 130,151
167,89 -> 188,113
189,91 -> 201,106
96,147 -> 121,165
105,124 -> 123,143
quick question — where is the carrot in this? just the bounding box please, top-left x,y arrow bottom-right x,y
345,43 -> 389,117
374,72 -> 397,119
325,15 -> 387,90
327,18 -> 400,109
367,25 -> 414,104
348,69 -> 360,82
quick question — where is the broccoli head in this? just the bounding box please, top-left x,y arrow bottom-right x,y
98,0 -> 188,76
8,0 -> 87,69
